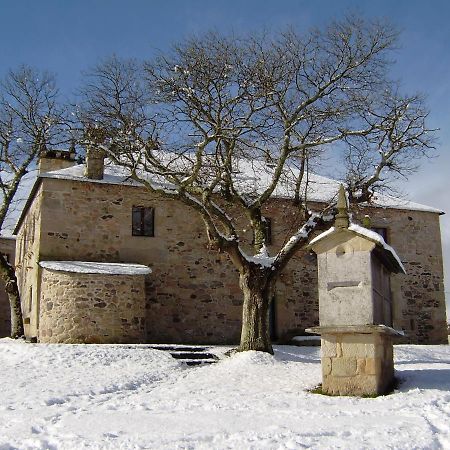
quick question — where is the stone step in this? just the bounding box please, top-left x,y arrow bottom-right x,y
148,345 -> 207,352
148,344 -> 219,366
185,360 -> 217,366
170,352 -> 217,360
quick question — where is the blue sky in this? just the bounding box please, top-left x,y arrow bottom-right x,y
1,0 -> 449,313
1,0 -> 449,100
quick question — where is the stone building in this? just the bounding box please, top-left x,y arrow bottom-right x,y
5,151 -> 448,344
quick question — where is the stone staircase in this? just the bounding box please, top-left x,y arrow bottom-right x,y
149,345 -> 219,366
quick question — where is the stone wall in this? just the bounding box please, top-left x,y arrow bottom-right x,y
353,207 -> 447,344
35,181 -> 324,343
0,237 -> 16,337
15,186 -> 43,338
15,175 -> 448,345
39,268 -> 146,343
321,332 -> 395,396
37,178 -> 243,343
257,199 -> 320,341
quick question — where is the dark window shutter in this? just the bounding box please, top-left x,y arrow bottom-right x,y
143,207 -> 154,236
132,206 -> 154,237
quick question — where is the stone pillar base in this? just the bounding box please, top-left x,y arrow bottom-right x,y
307,325 -> 403,396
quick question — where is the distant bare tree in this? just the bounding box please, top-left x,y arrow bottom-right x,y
80,17 -> 435,353
0,66 -> 65,338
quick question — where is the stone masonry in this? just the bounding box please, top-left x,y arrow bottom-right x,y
39,268 -> 146,344
353,207 -> 447,344
321,331 -> 395,396
14,164 -> 448,345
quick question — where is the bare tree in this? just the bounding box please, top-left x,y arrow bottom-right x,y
79,17 -> 435,353
0,66 -> 65,338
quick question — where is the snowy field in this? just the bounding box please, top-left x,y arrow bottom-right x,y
0,339 -> 449,449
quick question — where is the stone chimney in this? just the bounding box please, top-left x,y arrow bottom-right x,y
38,149 -> 77,174
84,146 -> 106,180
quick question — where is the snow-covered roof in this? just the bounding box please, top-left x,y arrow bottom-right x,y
366,192 -> 444,214
1,170 -> 38,237
4,158 -> 444,236
309,223 -> 406,274
40,161 -> 444,214
39,261 -> 151,275
40,164 -> 141,187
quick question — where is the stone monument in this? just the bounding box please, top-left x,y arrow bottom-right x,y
307,185 -> 405,396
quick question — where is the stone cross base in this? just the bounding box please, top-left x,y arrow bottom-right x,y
307,325 -> 403,396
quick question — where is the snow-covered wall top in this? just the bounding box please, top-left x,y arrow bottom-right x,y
39,261 -> 152,275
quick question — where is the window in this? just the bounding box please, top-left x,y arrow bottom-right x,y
132,206 -> 154,237
263,217 -> 272,245
371,227 -> 388,242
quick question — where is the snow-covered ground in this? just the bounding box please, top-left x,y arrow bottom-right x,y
0,339 -> 449,449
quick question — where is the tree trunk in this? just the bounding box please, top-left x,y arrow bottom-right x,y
0,254 -> 24,339
238,265 -> 275,354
